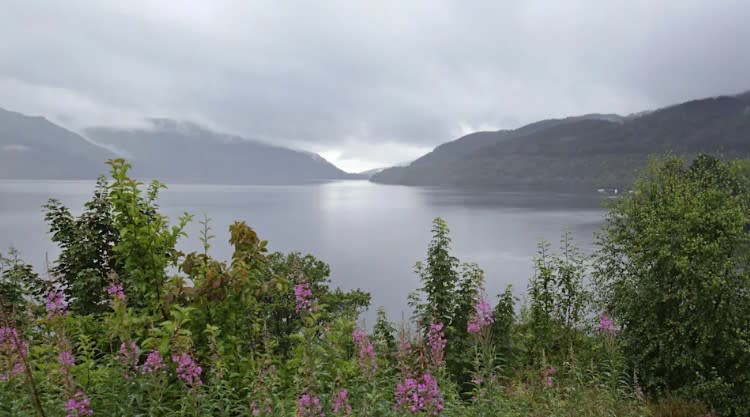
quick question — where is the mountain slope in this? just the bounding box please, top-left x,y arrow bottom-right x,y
372,94 -> 750,190
0,108 -> 114,179
86,119 -> 352,184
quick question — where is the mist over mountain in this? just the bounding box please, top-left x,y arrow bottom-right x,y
4,89 -> 750,187
0,107 -> 114,179
372,92 -> 750,190
0,110 -> 354,183
86,120 -> 354,184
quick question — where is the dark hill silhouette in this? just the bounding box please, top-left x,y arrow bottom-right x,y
372,93 -> 750,190
0,108 -> 113,179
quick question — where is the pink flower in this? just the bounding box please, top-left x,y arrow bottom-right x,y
296,393 -> 324,417
171,352 -> 202,387
352,328 -> 377,375
331,389 -> 352,416
107,283 -> 126,302
117,341 -> 139,366
142,350 -> 166,374
467,296 -> 494,334
294,282 -> 313,314
117,341 -> 140,379
428,322 -> 447,366
64,391 -> 93,416
598,313 -> 616,336
395,373 -> 444,415
467,322 -> 481,333
45,289 -> 67,319
58,351 -> 75,368
0,326 -> 28,381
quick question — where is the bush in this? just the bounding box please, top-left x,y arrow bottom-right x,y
595,154 -> 750,416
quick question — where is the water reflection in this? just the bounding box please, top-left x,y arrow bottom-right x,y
0,179 -> 606,323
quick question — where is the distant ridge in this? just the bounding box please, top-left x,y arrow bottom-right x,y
371,92 -> 750,190
0,107 -> 114,179
86,120 -> 354,184
0,108 -> 354,184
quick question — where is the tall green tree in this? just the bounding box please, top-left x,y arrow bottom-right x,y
107,158 -> 191,317
44,176 -> 119,315
595,154 -> 750,416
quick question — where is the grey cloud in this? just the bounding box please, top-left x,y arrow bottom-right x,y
1,0 -> 749,167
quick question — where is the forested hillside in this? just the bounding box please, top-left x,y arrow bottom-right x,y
373,93 -> 750,190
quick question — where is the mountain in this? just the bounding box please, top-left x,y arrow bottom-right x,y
85,119 -> 353,184
372,93 -> 750,190
0,108 -> 115,179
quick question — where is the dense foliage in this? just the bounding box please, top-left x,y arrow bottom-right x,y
1,154 -> 747,416
595,154 -> 750,416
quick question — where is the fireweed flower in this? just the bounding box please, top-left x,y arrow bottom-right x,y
0,326 -> 28,381
45,289 -> 68,319
352,328 -> 377,375
142,350 -> 166,374
107,283 -> 126,302
331,389 -> 352,415
118,341 -> 139,367
397,339 -> 413,378
117,341 -> 139,379
294,281 -> 313,314
172,352 -> 202,387
64,391 -> 93,417
395,373 -> 444,415
598,313 -> 616,336
467,295 -> 494,334
296,393 -> 324,417
58,351 -> 75,368
428,322 -> 447,366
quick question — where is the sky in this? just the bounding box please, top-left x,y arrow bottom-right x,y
1,1 -> 749,172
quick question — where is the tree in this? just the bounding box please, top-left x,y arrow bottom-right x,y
107,159 -> 191,317
179,220 -> 371,360
595,154 -> 750,416
44,176 -> 119,315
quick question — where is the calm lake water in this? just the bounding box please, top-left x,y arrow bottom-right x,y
0,179 -> 606,323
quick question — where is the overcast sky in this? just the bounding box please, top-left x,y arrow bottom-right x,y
1,1 -> 749,172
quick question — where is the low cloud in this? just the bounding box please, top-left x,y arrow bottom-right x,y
1,0 -> 749,170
